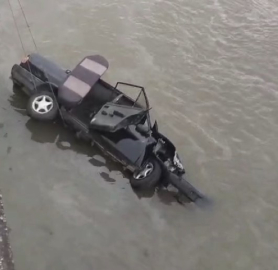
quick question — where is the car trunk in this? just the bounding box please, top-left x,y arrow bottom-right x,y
20,53 -> 67,86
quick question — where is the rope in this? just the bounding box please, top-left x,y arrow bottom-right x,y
7,0 -> 65,123
7,0 -> 37,93
16,0 -> 38,51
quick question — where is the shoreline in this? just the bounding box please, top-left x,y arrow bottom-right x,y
0,194 -> 14,270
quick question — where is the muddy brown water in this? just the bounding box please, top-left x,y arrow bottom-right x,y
1,0 -> 278,269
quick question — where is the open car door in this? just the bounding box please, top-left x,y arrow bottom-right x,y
90,102 -> 148,133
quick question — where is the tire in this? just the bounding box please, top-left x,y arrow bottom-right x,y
130,157 -> 162,189
27,91 -> 59,121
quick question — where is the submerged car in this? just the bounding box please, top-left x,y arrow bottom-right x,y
11,53 -> 206,204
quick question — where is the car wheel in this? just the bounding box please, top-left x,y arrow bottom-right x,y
27,91 -> 59,121
130,157 -> 162,189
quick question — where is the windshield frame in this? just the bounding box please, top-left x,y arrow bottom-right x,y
114,82 -> 150,109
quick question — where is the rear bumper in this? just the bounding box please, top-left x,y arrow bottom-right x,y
160,164 -> 210,205
11,64 -> 42,96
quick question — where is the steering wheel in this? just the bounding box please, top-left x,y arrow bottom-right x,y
111,94 -> 123,104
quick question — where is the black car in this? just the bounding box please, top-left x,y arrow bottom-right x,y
11,53 -> 206,204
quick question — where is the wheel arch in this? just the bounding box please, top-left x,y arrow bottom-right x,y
34,82 -> 59,96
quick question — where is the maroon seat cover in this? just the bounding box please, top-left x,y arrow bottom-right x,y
58,55 -> 109,107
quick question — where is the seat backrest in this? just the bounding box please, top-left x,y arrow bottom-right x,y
58,55 -> 109,107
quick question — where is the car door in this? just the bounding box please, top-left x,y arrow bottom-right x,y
90,103 -> 150,166
90,102 -> 147,133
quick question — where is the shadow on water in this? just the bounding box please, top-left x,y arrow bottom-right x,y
132,186 -> 156,199
132,185 -> 192,206
157,188 -> 188,205
100,172 -> 116,183
8,89 -> 189,206
24,118 -> 122,172
8,87 -> 28,116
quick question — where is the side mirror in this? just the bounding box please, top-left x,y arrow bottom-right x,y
152,121 -> 158,133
